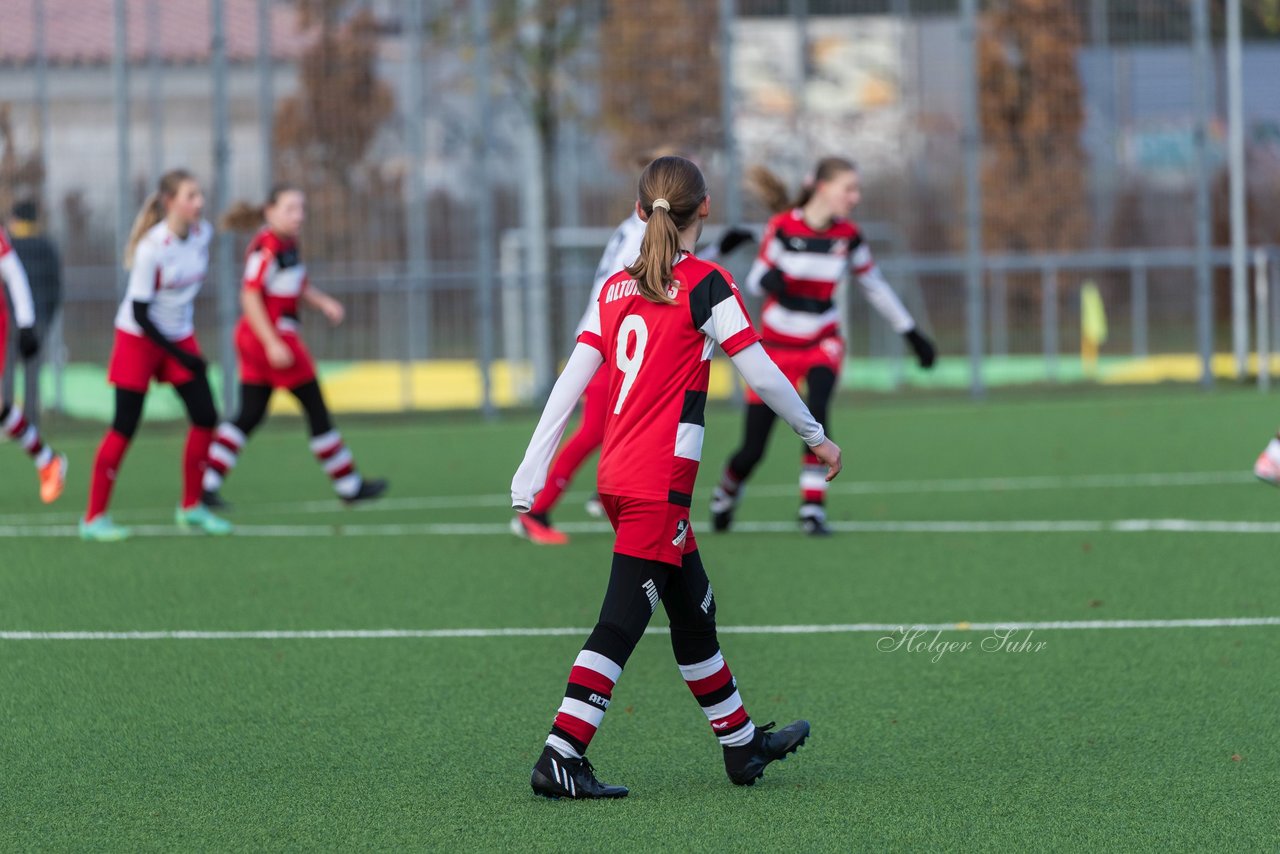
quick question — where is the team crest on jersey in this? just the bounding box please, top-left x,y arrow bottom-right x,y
672,518 -> 689,548
832,238 -> 849,255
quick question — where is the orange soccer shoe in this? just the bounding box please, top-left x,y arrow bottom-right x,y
510,513 -> 570,545
38,453 -> 67,504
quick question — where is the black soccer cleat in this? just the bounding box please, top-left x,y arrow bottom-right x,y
723,720 -> 810,786
201,489 -> 231,511
710,486 -> 737,533
342,477 -> 389,505
799,505 -> 831,537
530,747 -> 629,800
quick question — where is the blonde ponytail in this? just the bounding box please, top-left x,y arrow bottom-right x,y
123,192 -> 166,269
624,156 -> 708,305
124,168 -> 196,269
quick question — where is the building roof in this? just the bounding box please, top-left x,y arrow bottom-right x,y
0,0 -> 311,66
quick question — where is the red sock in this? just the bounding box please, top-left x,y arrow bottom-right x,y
86,430 -> 131,522
183,427 -> 214,509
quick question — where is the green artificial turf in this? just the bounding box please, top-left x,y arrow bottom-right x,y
1,386 -> 1277,850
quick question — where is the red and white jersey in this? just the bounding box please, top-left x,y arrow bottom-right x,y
0,226 -> 35,327
577,252 -> 760,505
746,208 -> 913,348
115,220 -> 212,339
243,227 -> 308,331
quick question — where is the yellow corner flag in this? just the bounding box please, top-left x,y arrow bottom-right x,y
1080,280 -> 1108,375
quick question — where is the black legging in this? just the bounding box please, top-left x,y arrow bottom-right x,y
228,379 -> 334,440
726,365 -> 836,482
111,372 -> 217,439
588,550 -> 720,669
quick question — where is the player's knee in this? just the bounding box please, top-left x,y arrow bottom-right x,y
669,623 -> 718,663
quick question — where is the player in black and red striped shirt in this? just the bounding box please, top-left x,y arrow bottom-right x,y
711,158 -> 936,536
512,156 -> 841,799
201,187 -> 386,507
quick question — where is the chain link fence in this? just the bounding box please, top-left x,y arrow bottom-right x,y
2,0 -> 1279,416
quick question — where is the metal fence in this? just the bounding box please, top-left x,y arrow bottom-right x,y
2,0 -> 1279,416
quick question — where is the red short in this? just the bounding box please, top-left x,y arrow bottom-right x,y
235,320 -> 317,389
744,336 -> 845,405
106,329 -> 203,391
600,493 -> 697,568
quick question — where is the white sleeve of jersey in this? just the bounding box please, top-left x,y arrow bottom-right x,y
126,237 -> 161,305
511,342 -> 606,511
856,263 -> 915,334
730,342 -> 826,448
0,249 -> 36,328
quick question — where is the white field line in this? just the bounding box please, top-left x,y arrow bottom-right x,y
5,518 -> 1280,539
3,616 -> 1279,641
0,469 -> 1255,526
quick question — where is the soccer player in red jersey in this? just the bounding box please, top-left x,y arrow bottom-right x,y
513,157 -> 754,546
81,169 -> 230,541
0,225 -> 66,503
201,187 -> 386,507
711,158 -> 937,536
512,156 -> 842,799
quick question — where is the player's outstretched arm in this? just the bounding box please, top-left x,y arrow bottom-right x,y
511,342 -> 605,511
729,342 -> 842,481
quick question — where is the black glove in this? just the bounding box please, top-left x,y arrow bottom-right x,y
17,327 -> 39,360
717,226 -> 755,257
904,327 -> 936,369
176,351 -> 208,374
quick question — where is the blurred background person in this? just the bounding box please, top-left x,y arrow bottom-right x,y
2,199 -> 63,426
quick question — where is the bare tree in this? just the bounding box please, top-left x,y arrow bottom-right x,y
598,1 -> 723,168
274,2 -> 398,264
978,0 -> 1088,253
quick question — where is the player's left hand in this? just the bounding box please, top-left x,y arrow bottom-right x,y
903,328 -> 936,369
18,327 -> 39,360
320,297 -> 345,326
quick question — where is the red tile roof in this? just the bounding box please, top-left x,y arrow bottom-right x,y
0,0 -> 312,66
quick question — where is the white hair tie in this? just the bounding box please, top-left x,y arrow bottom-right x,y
651,198 -> 670,211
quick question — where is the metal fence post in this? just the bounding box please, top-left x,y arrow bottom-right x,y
112,0 -> 130,296
719,0 -> 741,225
472,0 -> 496,419
990,270 -> 1008,357
403,0 -> 430,382
1043,266 -> 1059,382
257,0 -> 274,190
211,0 -> 237,414
1191,0 -> 1214,387
1131,259 -> 1148,358
960,0 -> 985,398
147,0 -> 164,179
1228,0 -> 1249,380
1255,249 -> 1269,392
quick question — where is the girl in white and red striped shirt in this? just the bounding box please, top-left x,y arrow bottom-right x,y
711,157 -> 937,536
